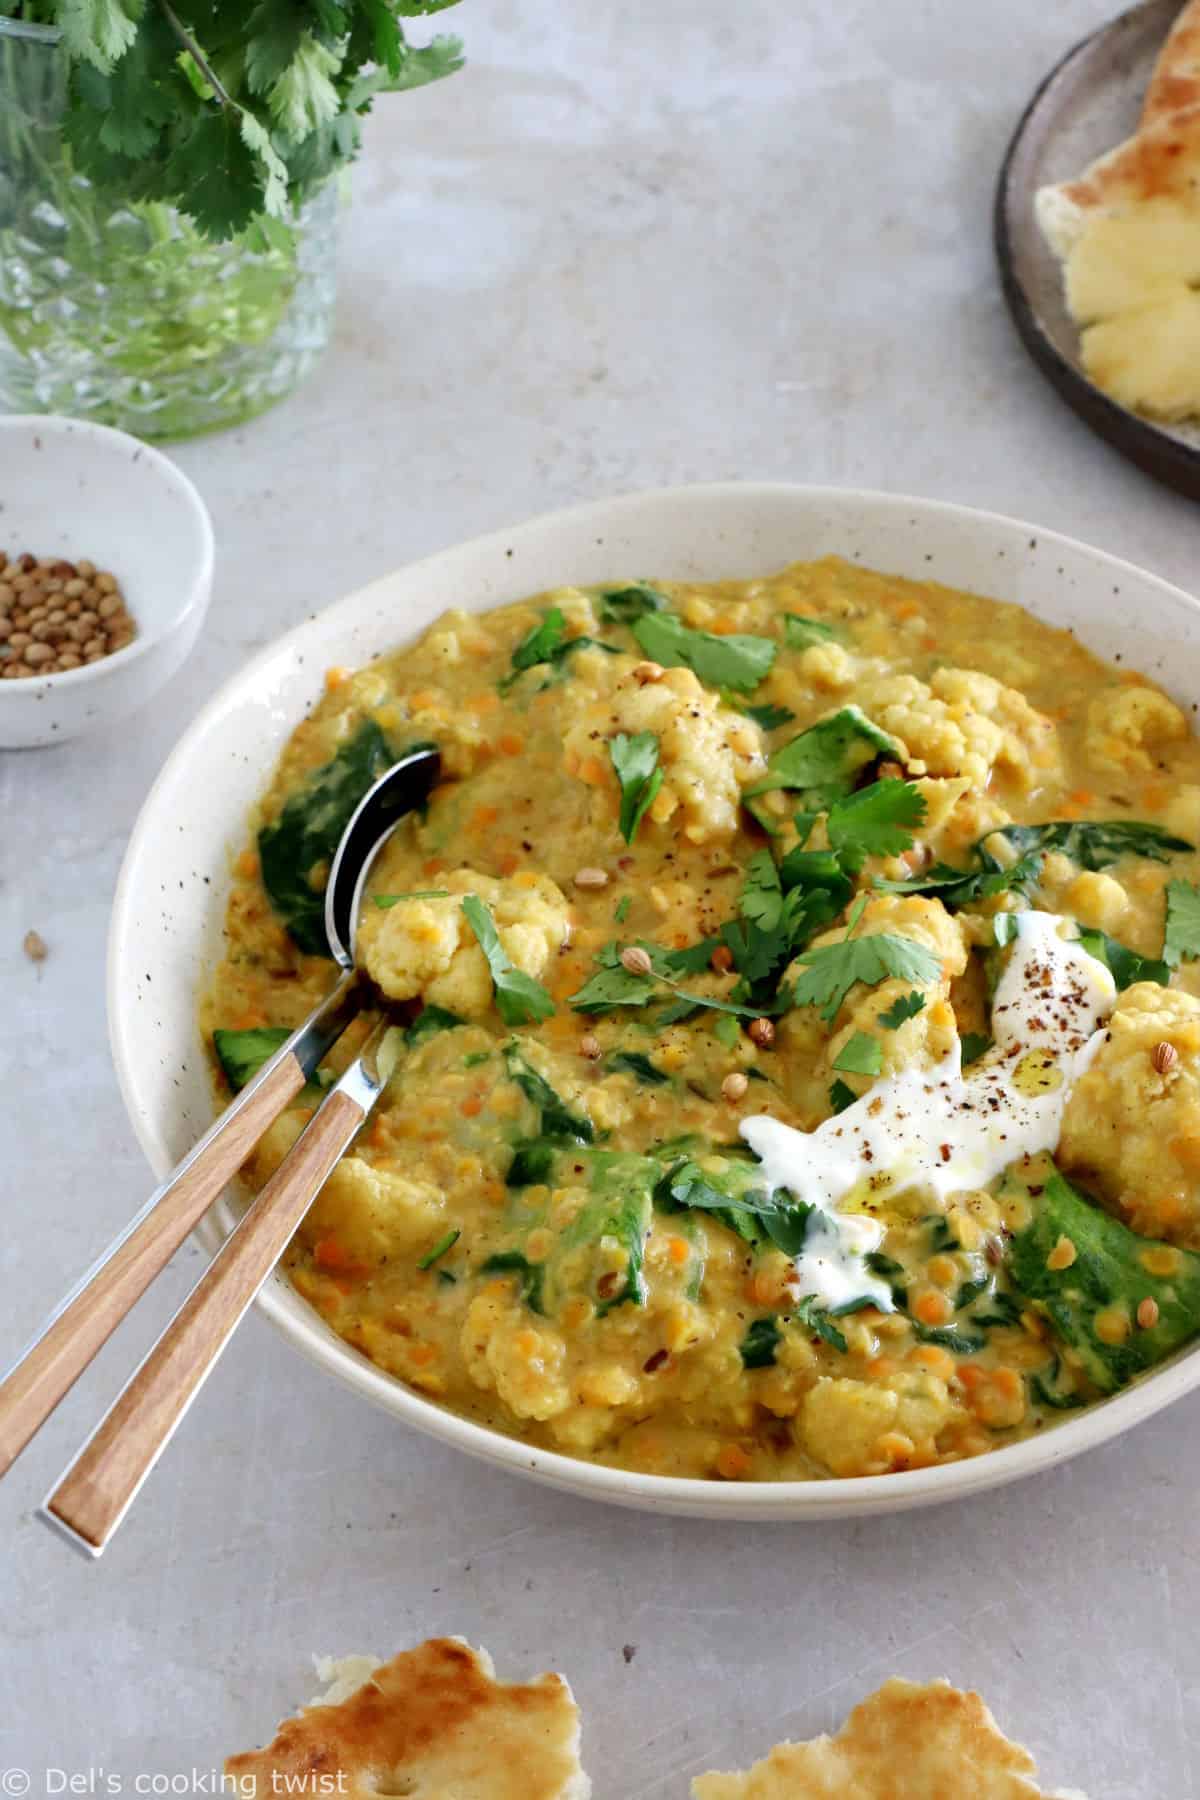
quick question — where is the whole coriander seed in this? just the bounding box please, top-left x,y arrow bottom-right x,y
620,946 -> 653,976
1153,1041 -> 1178,1075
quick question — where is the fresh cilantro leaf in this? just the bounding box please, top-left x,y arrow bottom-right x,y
832,1032 -> 883,1077
661,937 -> 721,975
712,1013 -> 740,1049
740,848 -> 784,931
499,608 -> 614,693
793,931 -> 941,1024
461,896 -> 555,1026
960,1032 -> 992,1066
740,701 -> 795,731
979,820 -> 1192,874
614,894 -> 632,924
782,614 -> 840,650
744,706 -> 898,802
417,1227 -> 460,1270
462,1050 -> 491,1068
605,1051 -> 670,1086
569,963 -> 658,1013
874,849 -> 1044,908
1077,927 -> 1170,990
828,1077 -> 858,1114
992,913 -> 1021,948
632,612 -> 777,694
406,1003 -> 464,1046
826,779 -> 926,861
1165,879 -> 1200,968
595,584 -> 669,624
266,31 -> 345,141
610,731 -> 663,844
879,990 -> 925,1029
740,1317 -> 782,1369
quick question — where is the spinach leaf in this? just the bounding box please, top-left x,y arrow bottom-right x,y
595,584 -> 670,625
740,701 -> 795,731
832,1032 -> 883,1078
744,706 -> 898,805
212,1025 -> 290,1092
258,720 -> 409,957
610,731 -> 663,844
560,1152 -> 656,1316
793,1297 -> 849,1353
979,820 -> 1192,874
632,611 -> 777,694
503,1044 -> 593,1186
406,1003 -> 465,1047
606,1050 -> 670,1086
480,1251 -> 546,1314
461,896 -> 556,1026
911,1321 -> 987,1355
1030,1358 -> 1085,1410
828,1077 -> 858,1115
960,1031 -> 992,1065
740,1316 -> 782,1368
1077,927 -> 1169,991
418,1228 -> 460,1270
658,1160 -> 812,1256
1007,1165 -> 1200,1392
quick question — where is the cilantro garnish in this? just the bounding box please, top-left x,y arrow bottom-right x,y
879,990 -> 925,1029
740,849 -> 784,931
406,1003 -> 464,1046
782,614 -> 840,650
568,938 -> 767,1019
499,607 -> 615,694
631,612 -> 777,694
832,1032 -> 883,1077
460,896 -> 555,1026
614,894 -> 632,924
740,1316 -> 782,1368
793,927 -> 941,1024
826,780 -> 927,861
983,820 -> 1192,872
609,731 -> 663,844
960,1032 -> 992,1066
1078,927 -> 1170,990
1165,880 -> 1200,967
828,1077 -> 858,1114
479,1251 -> 545,1314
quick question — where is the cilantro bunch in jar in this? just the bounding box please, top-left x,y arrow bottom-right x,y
0,2 -> 463,438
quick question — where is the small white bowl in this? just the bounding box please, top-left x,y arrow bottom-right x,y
0,415 -> 214,749
110,484 -> 1200,1519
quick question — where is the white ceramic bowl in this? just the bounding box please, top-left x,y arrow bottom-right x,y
0,415 -> 214,749
108,484 -> 1200,1519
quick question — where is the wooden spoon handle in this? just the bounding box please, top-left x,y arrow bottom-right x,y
0,968 -> 361,1479
43,1084 -> 369,1558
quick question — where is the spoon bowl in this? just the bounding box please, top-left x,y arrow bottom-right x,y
323,744 -> 442,968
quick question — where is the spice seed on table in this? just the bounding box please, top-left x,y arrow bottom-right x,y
0,549 -> 136,678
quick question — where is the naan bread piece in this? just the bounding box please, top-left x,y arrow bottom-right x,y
691,1677 -> 1085,1800
1034,101 -> 1200,417
1142,0 -> 1200,125
225,1638 -> 590,1800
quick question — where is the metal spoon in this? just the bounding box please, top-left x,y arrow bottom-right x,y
0,743 -> 440,1497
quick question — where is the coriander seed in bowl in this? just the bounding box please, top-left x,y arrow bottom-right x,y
0,415 -> 212,748
0,552 -> 137,679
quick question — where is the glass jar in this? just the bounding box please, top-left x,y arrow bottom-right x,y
0,18 -> 338,440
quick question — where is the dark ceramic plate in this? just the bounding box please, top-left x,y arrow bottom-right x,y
995,0 -> 1200,499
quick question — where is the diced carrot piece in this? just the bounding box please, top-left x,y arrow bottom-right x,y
461,1093 -> 485,1117
498,732 -> 525,757
715,1444 -> 751,1479
666,1236 -> 690,1266
236,849 -> 259,880
579,755 -> 609,787
324,666 -> 350,690
472,805 -> 500,829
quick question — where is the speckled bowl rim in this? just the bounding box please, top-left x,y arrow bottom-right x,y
108,483 -> 1200,1520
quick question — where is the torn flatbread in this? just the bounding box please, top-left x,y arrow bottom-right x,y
690,1678 -> 1086,1800
1142,0 -> 1200,125
224,1638 -> 590,1800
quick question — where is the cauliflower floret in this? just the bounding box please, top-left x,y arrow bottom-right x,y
1166,784 -> 1200,845
461,1290 -> 572,1422
563,660 -> 765,844
861,666 -> 1059,792
780,894 -> 968,1098
798,640 -> 856,692
1086,684 -> 1188,773
800,1371 -> 957,1476
1036,856 -> 1130,935
1059,981 -> 1200,1249
251,1115 -> 446,1267
356,867 -> 570,1018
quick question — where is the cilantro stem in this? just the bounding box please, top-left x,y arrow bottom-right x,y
159,0 -> 238,110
